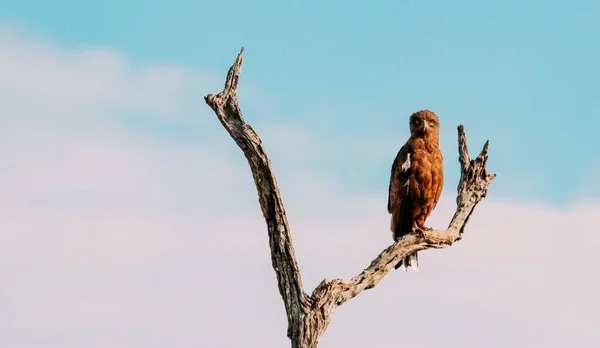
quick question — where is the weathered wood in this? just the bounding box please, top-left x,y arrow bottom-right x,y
204,48 -> 496,348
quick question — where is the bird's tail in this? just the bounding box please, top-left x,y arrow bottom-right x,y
395,252 -> 418,272
391,207 -> 419,271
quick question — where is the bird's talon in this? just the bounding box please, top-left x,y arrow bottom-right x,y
417,227 -> 432,238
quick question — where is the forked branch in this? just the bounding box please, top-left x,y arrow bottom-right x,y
205,48 -> 496,348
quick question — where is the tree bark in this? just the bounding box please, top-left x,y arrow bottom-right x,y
204,48 -> 496,348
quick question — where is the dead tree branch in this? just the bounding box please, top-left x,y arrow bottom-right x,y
205,48 -> 496,348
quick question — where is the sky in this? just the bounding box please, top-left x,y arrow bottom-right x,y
0,1 -> 599,347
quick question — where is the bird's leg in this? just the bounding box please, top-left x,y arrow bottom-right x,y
412,221 -> 425,238
415,222 -> 432,238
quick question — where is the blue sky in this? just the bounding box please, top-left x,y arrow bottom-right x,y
3,0 -> 599,204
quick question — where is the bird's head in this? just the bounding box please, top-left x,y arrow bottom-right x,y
409,109 -> 440,139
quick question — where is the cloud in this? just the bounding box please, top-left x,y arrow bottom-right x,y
0,29 -> 598,348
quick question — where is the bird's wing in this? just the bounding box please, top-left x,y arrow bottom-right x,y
387,143 -> 412,214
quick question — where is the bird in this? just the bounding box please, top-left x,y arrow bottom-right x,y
387,109 -> 444,271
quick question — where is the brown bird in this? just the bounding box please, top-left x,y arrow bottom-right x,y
387,110 -> 444,271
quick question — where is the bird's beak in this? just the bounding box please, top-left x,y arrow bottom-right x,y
421,120 -> 428,131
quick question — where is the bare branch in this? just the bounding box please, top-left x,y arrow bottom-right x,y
205,48 -> 310,343
311,125 -> 496,309
205,48 -> 496,348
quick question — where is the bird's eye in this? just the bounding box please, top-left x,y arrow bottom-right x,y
414,119 -> 421,126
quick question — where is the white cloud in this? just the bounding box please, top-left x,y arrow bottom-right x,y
0,29 -> 598,348
0,29 -> 215,112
